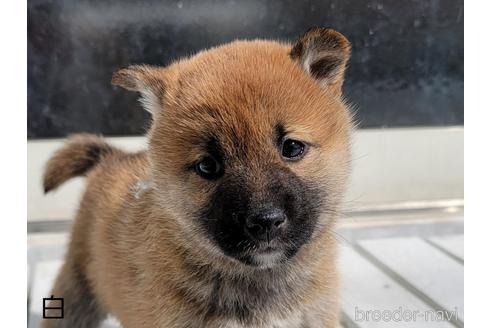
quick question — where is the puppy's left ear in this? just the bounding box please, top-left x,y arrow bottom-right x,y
290,27 -> 351,96
112,65 -> 168,114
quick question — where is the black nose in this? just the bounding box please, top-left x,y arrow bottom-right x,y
245,209 -> 286,242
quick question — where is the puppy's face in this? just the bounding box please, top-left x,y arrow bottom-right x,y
113,28 -> 352,267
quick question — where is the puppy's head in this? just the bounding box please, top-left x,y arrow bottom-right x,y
113,28 -> 352,268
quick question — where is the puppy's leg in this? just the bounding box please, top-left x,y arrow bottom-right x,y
41,261 -> 105,328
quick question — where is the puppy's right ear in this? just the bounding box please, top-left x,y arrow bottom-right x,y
112,65 -> 167,114
290,27 -> 351,97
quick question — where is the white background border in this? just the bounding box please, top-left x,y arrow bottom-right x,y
464,1 -> 492,326
1,1 -> 27,327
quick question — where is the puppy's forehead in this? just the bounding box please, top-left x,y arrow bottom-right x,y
163,40 -> 346,150
175,42 -> 330,108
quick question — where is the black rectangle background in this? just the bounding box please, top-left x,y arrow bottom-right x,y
28,0 -> 463,139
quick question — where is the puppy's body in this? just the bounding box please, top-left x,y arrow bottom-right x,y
42,28 -> 352,328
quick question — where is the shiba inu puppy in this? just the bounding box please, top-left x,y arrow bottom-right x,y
41,27 -> 352,328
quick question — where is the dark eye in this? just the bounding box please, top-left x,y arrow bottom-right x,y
281,139 -> 306,160
195,156 -> 223,179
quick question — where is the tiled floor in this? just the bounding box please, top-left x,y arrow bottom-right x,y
28,216 -> 464,328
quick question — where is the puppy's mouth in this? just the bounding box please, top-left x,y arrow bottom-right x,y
246,243 -> 278,256
237,247 -> 287,268
229,239 -> 296,268
248,250 -> 286,268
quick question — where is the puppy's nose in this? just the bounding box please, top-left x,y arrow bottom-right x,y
245,209 -> 286,242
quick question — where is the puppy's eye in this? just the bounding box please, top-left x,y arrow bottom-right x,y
281,139 -> 306,160
196,156 -> 222,179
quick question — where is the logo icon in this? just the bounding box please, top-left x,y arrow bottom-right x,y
43,295 -> 64,319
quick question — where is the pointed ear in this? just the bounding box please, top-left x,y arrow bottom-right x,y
112,65 -> 167,114
290,27 -> 351,96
